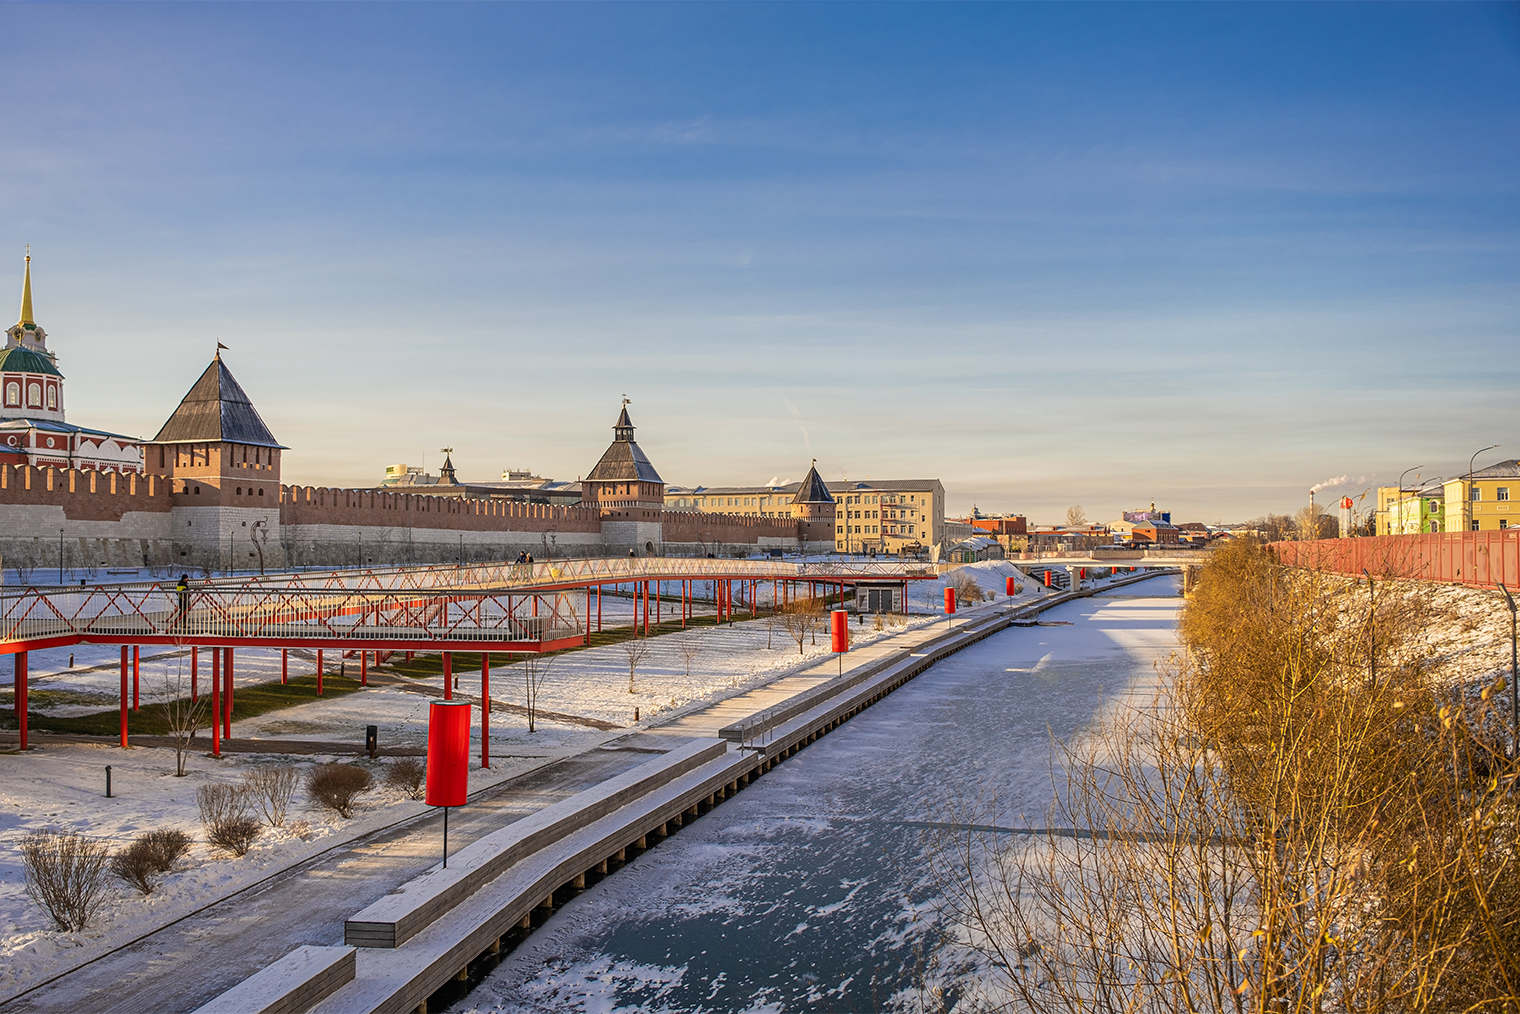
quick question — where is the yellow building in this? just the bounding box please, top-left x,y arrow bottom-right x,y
1443,459 -> 1520,532
665,470 -> 945,554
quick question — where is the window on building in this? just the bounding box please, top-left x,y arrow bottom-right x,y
46,387 -> 56,409
1501,519 -> 1509,530
1472,487 -> 1482,501
1472,519 -> 1480,531
1499,488 -> 1511,501
3,382 -> 16,405
27,382 -> 41,407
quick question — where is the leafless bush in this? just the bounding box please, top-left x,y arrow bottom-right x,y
243,765 -> 297,827
946,570 -> 985,604
385,757 -> 426,800
306,763 -> 373,818
196,783 -> 245,828
140,828 -> 192,870
198,783 -> 262,856
110,841 -> 158,896
206,816 -> 263,857
21,830 -> 111,931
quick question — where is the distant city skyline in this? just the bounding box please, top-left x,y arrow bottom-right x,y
2,3 -> 1515,525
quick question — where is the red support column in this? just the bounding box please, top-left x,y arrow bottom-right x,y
480,652 -> 490,769
597,584 -> 602,632
14,651 -> 27,752
224,648 -> 234,739
656,581 -> 661,626
443,652 -> 453,700
360,651 -> 368,687
190,647 -> 198,701
316,649 -> 324,696
120,646 -> 129,748
210,653 -> 221,758
132,645 -> 140,712
280,649 -> 287,685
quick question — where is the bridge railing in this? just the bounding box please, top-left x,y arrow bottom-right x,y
17,557 -> 937,598
0,583 -> 586,648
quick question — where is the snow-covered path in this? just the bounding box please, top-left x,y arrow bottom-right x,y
451,576 -> 1183,1013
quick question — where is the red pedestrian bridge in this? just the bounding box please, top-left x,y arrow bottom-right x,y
3,557 -> 936,754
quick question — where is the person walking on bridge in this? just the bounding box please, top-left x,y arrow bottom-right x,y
175,573 -> 190,628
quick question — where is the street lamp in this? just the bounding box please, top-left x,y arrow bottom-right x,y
1467,444 -> 1501,533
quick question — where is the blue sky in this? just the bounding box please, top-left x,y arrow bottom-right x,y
2,3 -> 1516,523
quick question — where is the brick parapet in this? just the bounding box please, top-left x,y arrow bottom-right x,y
278,486 -> 602,534
661,510 -> 827,545
0,463 -> 170,522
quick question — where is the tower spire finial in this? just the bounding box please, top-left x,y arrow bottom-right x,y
18,246 -> 34,327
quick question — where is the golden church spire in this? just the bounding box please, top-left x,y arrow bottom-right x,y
18,248 -> 35,327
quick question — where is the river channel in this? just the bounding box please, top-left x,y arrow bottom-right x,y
452,576 -> 1183,1013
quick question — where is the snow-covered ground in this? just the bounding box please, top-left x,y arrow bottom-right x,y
0,578 -> 1019,998
0,561 -> 1085,998
0,738 -> 572,1000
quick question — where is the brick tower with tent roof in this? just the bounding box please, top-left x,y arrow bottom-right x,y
582,400 -> 665,555
144,350 -> 288,571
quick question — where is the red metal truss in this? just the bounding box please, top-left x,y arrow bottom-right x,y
1,557 -> 933,656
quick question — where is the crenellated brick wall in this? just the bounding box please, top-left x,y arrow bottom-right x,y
662,510 -> 833,551
0,463 -> 171,521
0,468 -> 833,573
278,485 -> 602,533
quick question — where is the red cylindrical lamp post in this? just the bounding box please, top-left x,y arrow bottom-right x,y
426,700 -> 471,868
830,609 -> 849,674
1005,576 -> 1017,597
944,586 -> 956,626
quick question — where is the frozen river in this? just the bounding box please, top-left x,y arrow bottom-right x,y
451,576 -> 1183,1013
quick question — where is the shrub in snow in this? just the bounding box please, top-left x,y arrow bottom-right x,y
307,763 -> 373,819
947,571 -> 986,604
21,830 -> 111,931
141,828 -> 192,872
110,841 -> 159,896
243,765 -> 298,827
198,784 -> 263,856
385,757 -> 426,800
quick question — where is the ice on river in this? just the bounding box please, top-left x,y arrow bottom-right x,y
452,576 -> 1184,1013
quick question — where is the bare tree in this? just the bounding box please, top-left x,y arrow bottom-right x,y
157,661 -> 208,777
521,651 -> 556,732
678,634 -> 702,678
777,598 -> 825,655
623,632 -> 652,694
933,538 -> 1520,1011
1064,504 -> 1088,528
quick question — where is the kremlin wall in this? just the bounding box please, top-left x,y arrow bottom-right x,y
0,259 -> 835,573
0,464 -> 834,574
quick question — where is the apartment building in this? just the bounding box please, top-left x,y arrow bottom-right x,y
1442,459 -> 1520,532
666,473 -> 945,554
